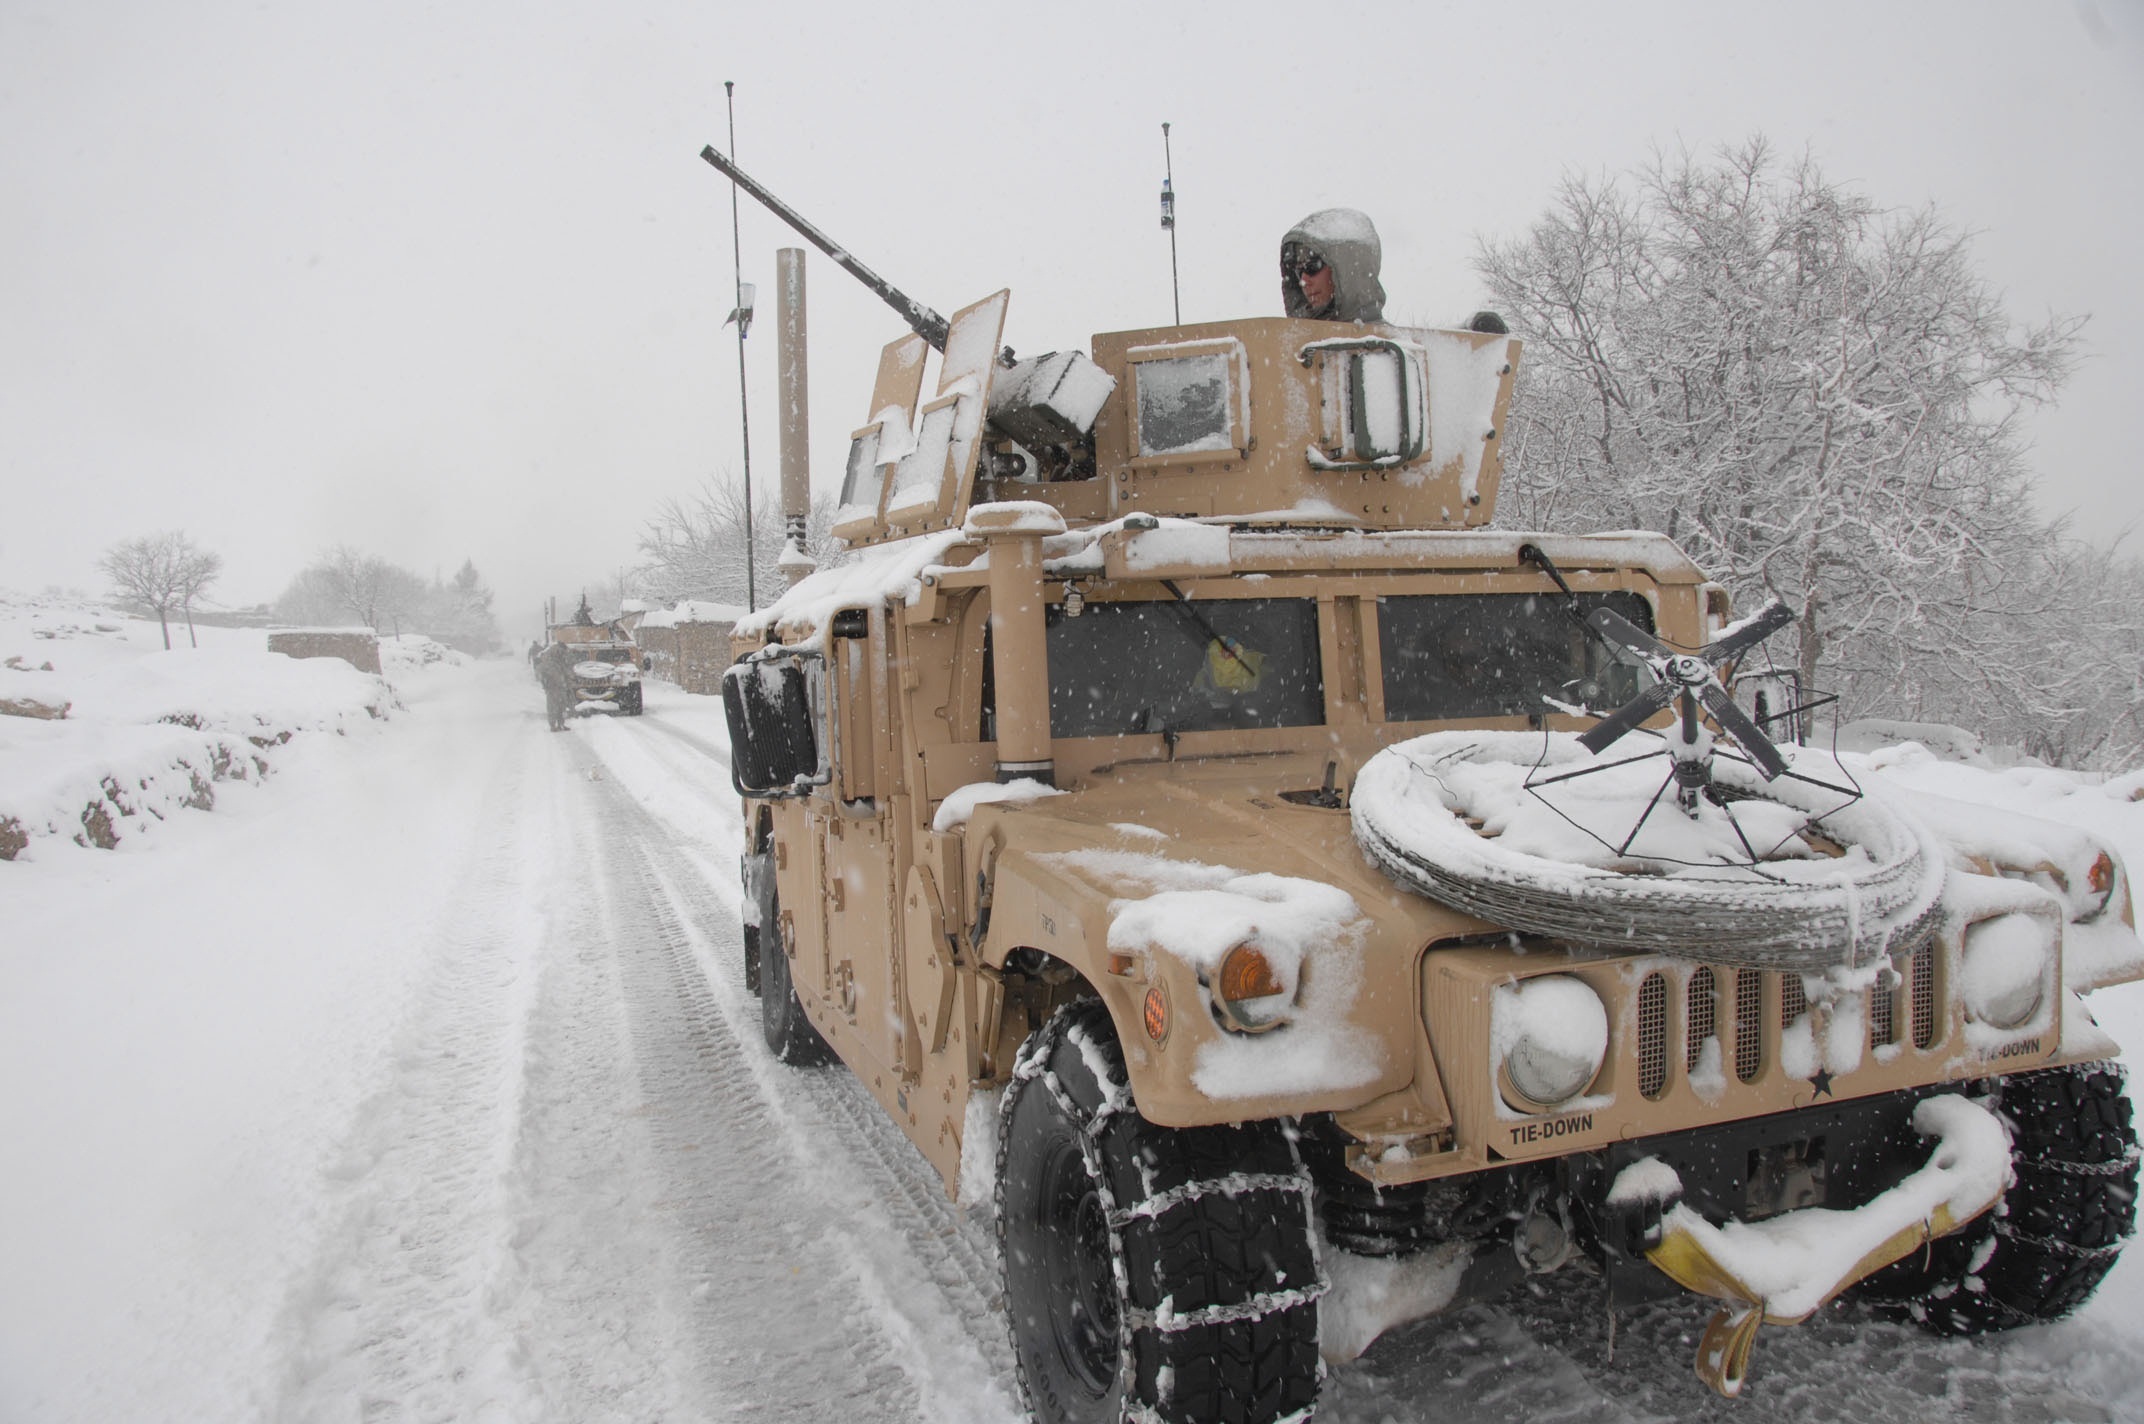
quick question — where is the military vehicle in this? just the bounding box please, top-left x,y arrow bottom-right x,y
546,613 -> 645,717
705,149 -> 2142,1421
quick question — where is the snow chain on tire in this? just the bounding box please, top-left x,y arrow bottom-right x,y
1856,1063 -> 2139,1334
997,1000 -> 1326,1424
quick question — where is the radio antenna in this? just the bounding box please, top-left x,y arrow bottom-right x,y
1160,122 -> 1181,325
724,81 -> 757,613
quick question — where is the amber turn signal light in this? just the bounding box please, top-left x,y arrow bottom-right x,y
1143,986 -> 1169,1042
1218,943 -> 1285,1003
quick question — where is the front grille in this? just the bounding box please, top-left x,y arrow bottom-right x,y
1911,940 -> 1939,1049
1871,966 -> 1898,1047
1638,973 -> 1668,1099
1686,967 -> 1717,1072
1617,959 -> 1948,1107
1735,969 -> 1765,1083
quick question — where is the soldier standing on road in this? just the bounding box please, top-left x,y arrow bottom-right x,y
536,641 -> 573,731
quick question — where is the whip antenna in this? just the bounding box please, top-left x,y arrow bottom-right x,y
724,81 -> 757,612
1161,122 -> 1181,325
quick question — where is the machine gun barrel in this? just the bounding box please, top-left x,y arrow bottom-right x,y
699,146 -> 950,352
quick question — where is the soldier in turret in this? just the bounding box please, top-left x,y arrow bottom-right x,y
1281,208 -> 1386,322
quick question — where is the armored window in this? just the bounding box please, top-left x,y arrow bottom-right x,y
839,425 -> 881,517
1376,591 -> 1655,724
1126,338 -> 1248,464
1303,337 -> 1429,470
1042,596 -> 1324,738
887,399 -> 958,513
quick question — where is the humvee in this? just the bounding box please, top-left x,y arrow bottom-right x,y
547,617 -> 645,716
708,152 -> 2142,1420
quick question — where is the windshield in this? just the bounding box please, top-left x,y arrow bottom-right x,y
1377,591 -> 1654,722
1044,596 -> 1323,737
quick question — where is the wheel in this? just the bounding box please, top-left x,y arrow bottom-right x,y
1856,1064 -> 2138,1333
623,684 -> 644,716
997,1000 -> 1324,1424
1352,730 -> 1946,971
759,893 -> 834,1067
741,845 -> 776,998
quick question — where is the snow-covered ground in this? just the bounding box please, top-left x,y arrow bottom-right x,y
6,597 -> 2144,1423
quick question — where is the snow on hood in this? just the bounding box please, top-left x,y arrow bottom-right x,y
930,777 -> 1064,832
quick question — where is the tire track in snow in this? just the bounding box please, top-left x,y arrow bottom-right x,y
631,710 -> 733,769
585,712 -> 1020,1421
271,709 -> 567,1423
602,845 -> 923,1421
477,729 -> 712,1423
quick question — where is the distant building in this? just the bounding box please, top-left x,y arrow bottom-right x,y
638,601 -> 744,694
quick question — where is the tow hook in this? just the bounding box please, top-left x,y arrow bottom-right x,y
1512,1190 -> 1574,1275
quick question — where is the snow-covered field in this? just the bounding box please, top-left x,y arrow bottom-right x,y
6,595 -> 2144,1423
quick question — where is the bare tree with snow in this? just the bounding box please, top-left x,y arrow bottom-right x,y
172,542 -> 223,648
635,475 -> 842,610
1478,137 -> 2099,753
99,531 -> 220,650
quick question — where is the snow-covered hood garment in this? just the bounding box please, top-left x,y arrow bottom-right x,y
1281,208 -> 1386,323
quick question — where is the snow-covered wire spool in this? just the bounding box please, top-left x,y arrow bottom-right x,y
1351,732 -> 1947,972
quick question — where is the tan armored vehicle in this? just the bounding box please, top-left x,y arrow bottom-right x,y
546,604 -> 645,717
706,152 -> 2142,1421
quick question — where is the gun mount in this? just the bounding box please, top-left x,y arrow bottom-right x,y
698,151 -> 1523,550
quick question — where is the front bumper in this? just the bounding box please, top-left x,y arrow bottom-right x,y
1597,1093 -> 2009,1396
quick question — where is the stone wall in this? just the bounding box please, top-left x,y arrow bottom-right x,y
267,629 -> 382,674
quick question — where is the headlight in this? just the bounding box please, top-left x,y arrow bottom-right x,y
1494,975 -> 1609,1109
1209,942 -> 1293,1034
1962,912 -> 2052,1029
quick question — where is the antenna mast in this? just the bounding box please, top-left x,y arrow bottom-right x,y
1161,122 -> 1181,325
725,81 -> 757,613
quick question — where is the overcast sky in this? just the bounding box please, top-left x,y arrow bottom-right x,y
4,0 -> 2140,638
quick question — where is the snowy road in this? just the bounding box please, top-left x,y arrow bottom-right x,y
6,660 -> 2144,1422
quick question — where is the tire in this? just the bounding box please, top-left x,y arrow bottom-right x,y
997,1000 -> 1324,1424
759,897 -> 834,1067
1351,731 -> 1945,972
1856,1064 -> 2138,1333
623,684 -> 644,716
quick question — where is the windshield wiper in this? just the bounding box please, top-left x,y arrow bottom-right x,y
1159,579 -> 1257,679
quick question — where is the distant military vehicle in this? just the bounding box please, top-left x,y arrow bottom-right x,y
546,605 -> 645,717
707,150 -> 2141,1421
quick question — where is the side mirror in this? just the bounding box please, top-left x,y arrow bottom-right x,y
722,650 -> 830,797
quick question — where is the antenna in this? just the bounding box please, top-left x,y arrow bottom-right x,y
725,81 -> 757,613
1160,122 -> 1181,325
